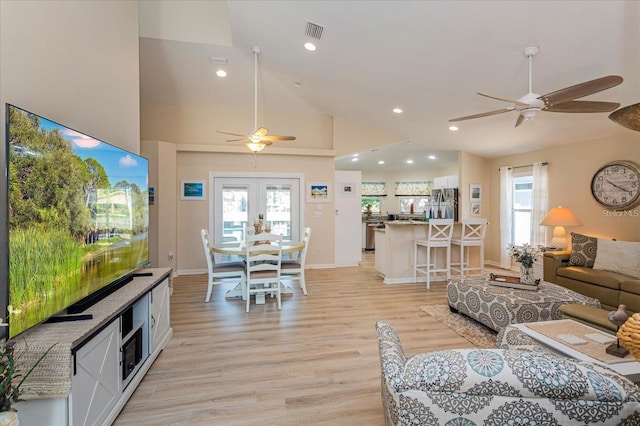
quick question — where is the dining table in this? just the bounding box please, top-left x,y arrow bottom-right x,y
210,240 -> 306,303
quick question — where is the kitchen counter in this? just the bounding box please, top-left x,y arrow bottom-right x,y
384,220 -> 429,226
375,221 -> 429,284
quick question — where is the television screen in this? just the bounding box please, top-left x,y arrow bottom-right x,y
5,104 -> 149,338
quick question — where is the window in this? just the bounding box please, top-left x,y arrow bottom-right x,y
512,174 -> 533,245
362,197 -> 381,213
399,197 -> 428,214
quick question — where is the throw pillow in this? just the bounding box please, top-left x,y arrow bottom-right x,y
569,232 -> 598,267
593,238 -> 640,279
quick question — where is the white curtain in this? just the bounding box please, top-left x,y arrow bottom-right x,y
530,162 -> 549,247
499,166 -> 513,268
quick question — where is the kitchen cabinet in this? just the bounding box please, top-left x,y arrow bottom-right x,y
433,175 -> 459,189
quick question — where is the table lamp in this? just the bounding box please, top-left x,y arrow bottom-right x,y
539,206 -> 582,250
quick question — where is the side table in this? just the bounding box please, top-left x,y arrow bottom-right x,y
505,320 -> 640,383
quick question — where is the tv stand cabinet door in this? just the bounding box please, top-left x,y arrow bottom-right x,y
71,319 -> 120,426
151,278 -> 171,352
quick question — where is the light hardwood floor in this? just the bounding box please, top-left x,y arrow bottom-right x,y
114,254 -> 484,425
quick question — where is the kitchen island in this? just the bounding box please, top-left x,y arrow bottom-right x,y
375,221 -> 429,284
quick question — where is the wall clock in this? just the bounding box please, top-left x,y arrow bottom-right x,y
590,160 -> 640,210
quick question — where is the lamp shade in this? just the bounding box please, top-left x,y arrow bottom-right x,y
539,206 -> 582,227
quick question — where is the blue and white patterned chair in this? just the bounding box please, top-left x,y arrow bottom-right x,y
376,321 -> 640,425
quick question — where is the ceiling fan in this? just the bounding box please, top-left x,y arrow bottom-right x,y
217,46 -> 296,152
449,46 -> 623,127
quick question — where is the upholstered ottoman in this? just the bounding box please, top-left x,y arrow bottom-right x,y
447,275 -> 600,332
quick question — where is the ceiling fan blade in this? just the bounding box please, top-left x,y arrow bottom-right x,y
477,92 -> 528,106
225,138 -> 250,142
539,75 -> 623,107
544,100 -> 620,113
514,114 -> 526,127
449,108 -> 514,122
260,135 -> 296,141
252,127 -> 269,137
217,130 -> 247,137
609,103 -> 640,131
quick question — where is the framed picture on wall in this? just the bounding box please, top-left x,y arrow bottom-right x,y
471,202 -> 481,216
340,182 -> 356,196
307,182 -> 332,203
470,184 -> 482,202
181,180 -> 205,200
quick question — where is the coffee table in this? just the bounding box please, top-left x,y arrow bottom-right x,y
447,275 -> 600,332
506,320 -> 640,382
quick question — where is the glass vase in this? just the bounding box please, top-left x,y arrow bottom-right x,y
519,263 -> 536,284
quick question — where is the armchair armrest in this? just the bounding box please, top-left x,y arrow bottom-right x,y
543,250 -> 571,283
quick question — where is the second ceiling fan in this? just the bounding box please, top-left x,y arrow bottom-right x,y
217,46 -> 296,152
449,46 -> 623,127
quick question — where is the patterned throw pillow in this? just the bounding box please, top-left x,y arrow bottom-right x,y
569,232 -> 598,267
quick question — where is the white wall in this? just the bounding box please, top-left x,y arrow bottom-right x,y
0,0 -> 140,154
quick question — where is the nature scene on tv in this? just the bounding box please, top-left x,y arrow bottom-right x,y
7,105 -> 149,338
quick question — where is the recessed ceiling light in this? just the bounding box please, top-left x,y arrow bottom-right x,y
216,69 -> 227,78
406,159 -> 414,164
378,160 -> 385,165
304,42 -> 317,51
428,155 -> 436,160
294,82 -> 302,87
393,108 -> 403,114
449,125 -> 459,131
351,157 -> 359,162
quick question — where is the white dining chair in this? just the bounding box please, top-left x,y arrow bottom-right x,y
245,231 -> 283,312
280,227 -> 311,295
200,229 -> 245,302
450,218 -> 488,276
413,219 -> 454,289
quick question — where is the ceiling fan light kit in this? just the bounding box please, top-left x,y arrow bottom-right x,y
217,46 -> 296,152
449,46 -> 623,127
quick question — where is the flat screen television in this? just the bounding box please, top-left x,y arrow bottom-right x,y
4,104 -> 149,339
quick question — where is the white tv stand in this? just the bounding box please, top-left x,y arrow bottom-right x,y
14,268 -> 173,426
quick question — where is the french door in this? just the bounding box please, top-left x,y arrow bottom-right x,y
211,175 -> 301,250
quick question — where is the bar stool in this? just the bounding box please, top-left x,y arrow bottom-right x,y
450,217 -> 488,276
413,219 -> 454,289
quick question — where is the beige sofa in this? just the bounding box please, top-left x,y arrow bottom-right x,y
543,250 -> 640,332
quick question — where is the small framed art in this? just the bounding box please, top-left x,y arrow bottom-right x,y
470,184 -> 482,202
340,182 -> 356,196
471,202 -> 481,216
181,180 -> 205,200
307,182 -> 331,203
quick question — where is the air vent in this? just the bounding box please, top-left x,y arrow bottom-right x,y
305,21 -> 324,40
210,57 -> 227,65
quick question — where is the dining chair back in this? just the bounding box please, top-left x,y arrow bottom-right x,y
201,229 -> 245,302
450,217 -> 488,276
413,219 -> 454,289
244,232 -> 283,312
280,227 -> 311,295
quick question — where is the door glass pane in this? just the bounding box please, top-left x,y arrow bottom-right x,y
265,184 -> 292,241
222,185 -> 249,243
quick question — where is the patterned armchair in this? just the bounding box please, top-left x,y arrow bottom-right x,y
376,321 -> 640,425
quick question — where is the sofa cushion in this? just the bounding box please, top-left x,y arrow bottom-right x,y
559,304 -> 617,332
557,266 -> 624,290
402,348 -> 639,402
620,279 -> 640,296
593,238 -> 640,279
569,232 -> 598,267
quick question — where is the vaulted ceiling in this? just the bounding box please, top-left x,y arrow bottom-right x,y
139,1 -> 639,171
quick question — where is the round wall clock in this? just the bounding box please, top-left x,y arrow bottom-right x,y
590,160 -> 640,210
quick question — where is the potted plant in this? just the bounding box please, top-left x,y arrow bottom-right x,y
507,243 -> 540,284
0,339 -> 53,425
